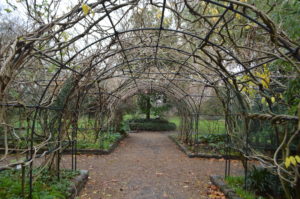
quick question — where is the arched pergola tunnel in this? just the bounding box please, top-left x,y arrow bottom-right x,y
0,0 -> 299,198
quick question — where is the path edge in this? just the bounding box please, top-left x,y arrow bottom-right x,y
210,175 -> 243,199
68,170 -> 89,199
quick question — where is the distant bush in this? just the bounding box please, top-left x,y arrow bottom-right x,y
128,118 -> 176,131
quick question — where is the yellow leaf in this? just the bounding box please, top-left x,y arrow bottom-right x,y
285,157 -> 291,168
295,155 -> 300,163
210,8 -> 219,15
82,4 -> 91,16
261,97 -> 266,104
279,94 -> 283,99
290,156 -> 297,166
245,25 -> 251,30
271,97 -> 275,103
211,17 -> 218,22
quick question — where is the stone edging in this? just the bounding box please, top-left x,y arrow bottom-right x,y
168,135 -> 240,159
68,170 -> 89,199
210,175 -> 243,199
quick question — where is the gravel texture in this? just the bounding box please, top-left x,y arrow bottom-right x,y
61,131 -> 243,199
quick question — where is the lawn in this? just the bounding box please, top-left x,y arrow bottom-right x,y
167,116 -> 226,134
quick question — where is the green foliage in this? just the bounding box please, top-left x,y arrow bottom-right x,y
265,0 -> 300,40
76,139 -> 99,149
137,93 -> 172,119
197,133 -> 226,144
0,169 -> 79,199
128,118 -> 176,131
285,78 -> 300,114
99,133 -> 121,150
137,94 -> 152,118
50,77 -> 76,109
225,167 -> 287,199
200,97 -> 224,119
77,131 -> 122,150
246,166 -> 284,198
225,176 -> 266,199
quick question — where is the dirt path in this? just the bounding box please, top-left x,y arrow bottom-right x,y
61,132 -> 243,199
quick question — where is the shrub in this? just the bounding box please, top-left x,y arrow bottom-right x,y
128,118 -> 176,131
197,133 -> 226,144
246,166 -> 284,198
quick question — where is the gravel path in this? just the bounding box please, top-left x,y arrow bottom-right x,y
61,132 -> 243,199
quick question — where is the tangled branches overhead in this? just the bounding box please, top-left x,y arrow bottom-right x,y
0,0 -> 299,198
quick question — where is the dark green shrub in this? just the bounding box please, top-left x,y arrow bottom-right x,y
246,166 -> 284,198
128,118 -> 176,131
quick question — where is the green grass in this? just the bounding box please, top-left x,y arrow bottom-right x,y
225,176 -> 266,199
0,169 -> 79,199
167,116 -> 226,134
168,116 -> 180,127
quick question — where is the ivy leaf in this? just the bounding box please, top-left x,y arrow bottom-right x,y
82,4 -> 91,16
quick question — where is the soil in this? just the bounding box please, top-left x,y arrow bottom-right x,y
61,131 -> 244,199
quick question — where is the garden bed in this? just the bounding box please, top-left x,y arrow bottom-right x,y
0,168 -> 88,199
169,135 -> 240,159
210,175 -> 243,199
0,133 -> 127,155
64,133 -> 127,155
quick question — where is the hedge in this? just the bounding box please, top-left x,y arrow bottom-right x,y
128,118 -> 176,131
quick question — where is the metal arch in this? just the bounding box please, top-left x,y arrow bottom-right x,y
94,57 -> 215,84
109,86 -> 193,114
75,44 -> 224,86
65,28 -> 248,72
106,81 -> 197,117
108,80 -> 200,114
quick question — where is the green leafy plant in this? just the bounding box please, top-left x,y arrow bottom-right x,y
0,169 -> 79,199
225,176 -> 266,199
246,166 -> 285,198
197,133 -> 226,144
99,133 -> 122,150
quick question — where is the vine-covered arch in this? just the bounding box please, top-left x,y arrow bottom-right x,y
0,0 -> 299,198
